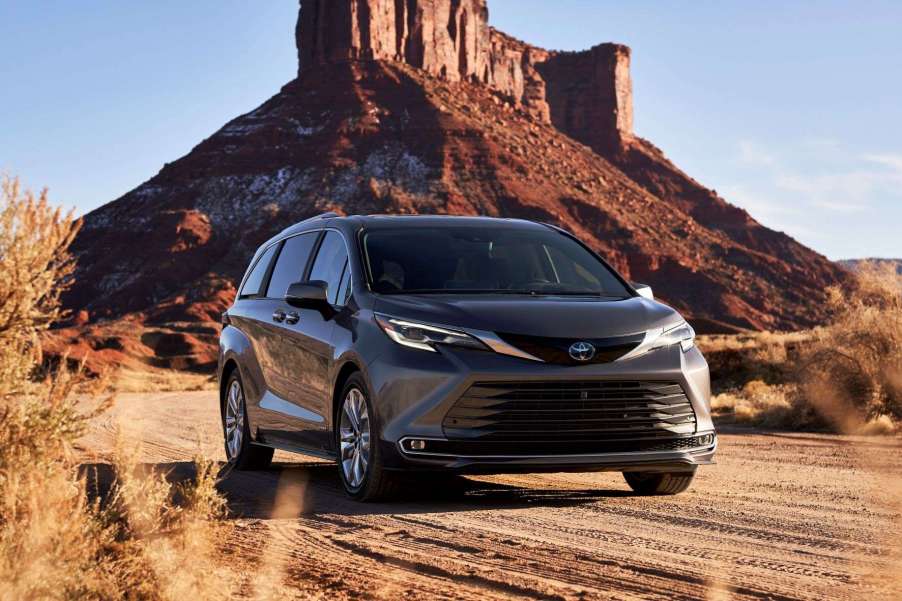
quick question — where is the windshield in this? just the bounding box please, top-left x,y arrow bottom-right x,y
363,227 -> 632,297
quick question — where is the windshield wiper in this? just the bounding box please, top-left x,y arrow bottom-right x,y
386,289 -> 626,298
499,289 -> 623,297
385,289 -> 509,295
542,291 -> 627,298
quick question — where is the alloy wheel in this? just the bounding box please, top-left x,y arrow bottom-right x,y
224,379 -> 245,460
339,387 -> 371,489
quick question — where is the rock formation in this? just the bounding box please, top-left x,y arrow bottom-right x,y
56,0 -> 847,373
298,0 -> 493,83
297,0 -> 632,143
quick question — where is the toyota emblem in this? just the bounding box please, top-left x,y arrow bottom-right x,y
568,341 -> 596,362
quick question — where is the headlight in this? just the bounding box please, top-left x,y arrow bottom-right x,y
374,314 -> 488,353
654,321 -> 695,352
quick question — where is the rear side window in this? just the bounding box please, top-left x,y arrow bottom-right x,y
239,244 -> 278,298
266,233 -> 318,298
309,231 -> 350,305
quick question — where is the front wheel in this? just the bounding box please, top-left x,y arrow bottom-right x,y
623,469 -> 696,495
337,373 -> 399,501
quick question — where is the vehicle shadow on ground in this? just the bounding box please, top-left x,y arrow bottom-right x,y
79,460 -> 633,519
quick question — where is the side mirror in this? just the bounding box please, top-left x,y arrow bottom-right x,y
285,280 -> 329,309
633,282 -> 654,300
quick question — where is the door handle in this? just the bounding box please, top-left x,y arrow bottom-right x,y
272,309 -> 286,323
285,311 -> 300,325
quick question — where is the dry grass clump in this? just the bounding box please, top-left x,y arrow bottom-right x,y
710,380 -> 790,426
0,177 -> 239,600
706,262 -> 902,433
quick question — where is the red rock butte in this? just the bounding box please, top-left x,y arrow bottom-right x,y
56,0 -> 846,373
298,0 -> 633,150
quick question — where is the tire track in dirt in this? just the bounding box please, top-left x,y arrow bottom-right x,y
256,517 -> 544,600
78,392 -> 902,600
373,510 -> 834,600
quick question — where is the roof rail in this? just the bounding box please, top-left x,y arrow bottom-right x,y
271,212 -> 341,240
293,211 -> 338,225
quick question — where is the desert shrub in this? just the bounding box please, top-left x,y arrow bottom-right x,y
798,262 -> 902,431
708,263 -> 902,433
0,177 -> 238,600
0,177 -> 79,390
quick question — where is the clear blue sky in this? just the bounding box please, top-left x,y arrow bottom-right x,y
2,0 -> 900,260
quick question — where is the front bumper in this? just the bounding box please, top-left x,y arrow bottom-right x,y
393,434 -> 717,474
367,340 -> 716,473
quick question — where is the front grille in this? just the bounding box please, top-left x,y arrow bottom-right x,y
443,380 -> 697,444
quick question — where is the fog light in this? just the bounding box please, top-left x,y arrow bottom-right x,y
698,433 -> 715,446
409,439 -> 427,451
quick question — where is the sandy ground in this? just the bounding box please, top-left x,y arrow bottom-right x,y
77,391 -> 902,600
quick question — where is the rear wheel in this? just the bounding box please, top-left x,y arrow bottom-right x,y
223,372 -> 273,470
337,373 -> 399,501
623,469 -> 696,495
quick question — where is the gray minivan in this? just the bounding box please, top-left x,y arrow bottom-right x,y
219,214 -> 716,501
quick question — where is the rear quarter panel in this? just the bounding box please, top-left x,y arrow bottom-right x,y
219,321 -> 267,439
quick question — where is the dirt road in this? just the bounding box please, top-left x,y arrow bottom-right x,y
78,392 -> 902,600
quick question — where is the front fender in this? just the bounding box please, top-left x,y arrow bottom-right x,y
328,324 -> 377,437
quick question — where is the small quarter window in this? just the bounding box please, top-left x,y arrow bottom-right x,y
239,244 -> 278,298
335,260 -> 352,306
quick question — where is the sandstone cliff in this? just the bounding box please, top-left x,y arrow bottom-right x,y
297,0 -> 632,142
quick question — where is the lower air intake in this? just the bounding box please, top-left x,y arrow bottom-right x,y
443,380 -> 698,446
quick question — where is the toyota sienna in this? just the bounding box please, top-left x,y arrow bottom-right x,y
218,214 -> 716,500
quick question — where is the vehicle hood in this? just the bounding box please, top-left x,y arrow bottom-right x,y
373,294 -> 683,338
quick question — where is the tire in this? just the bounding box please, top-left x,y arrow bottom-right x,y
336,373 -> 399,501
223,371 -> 274,470
623,469 -> 696,495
